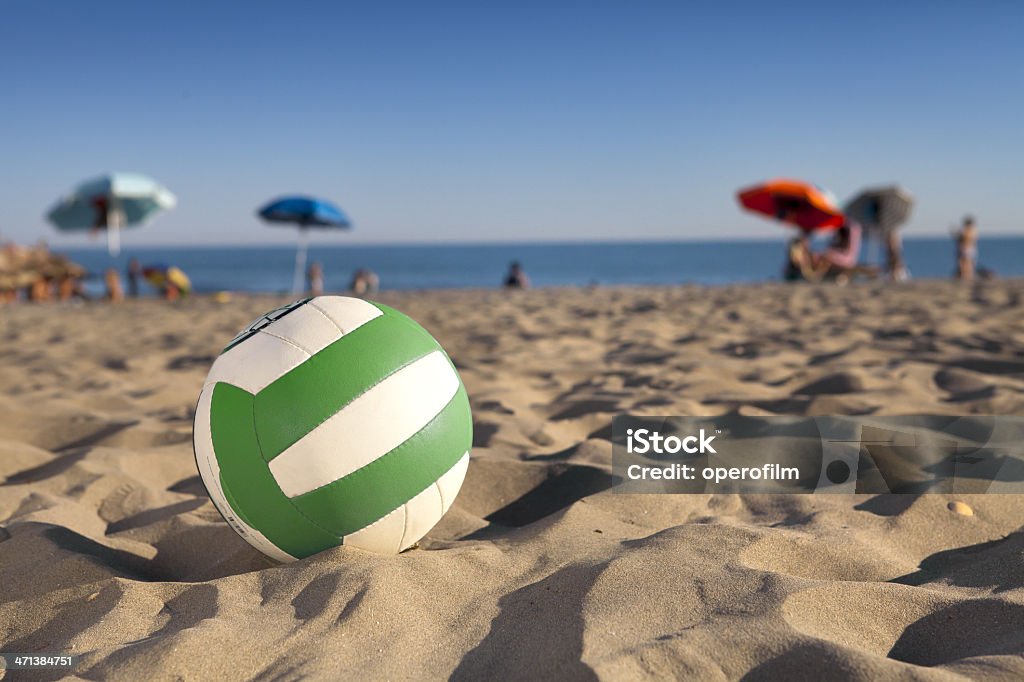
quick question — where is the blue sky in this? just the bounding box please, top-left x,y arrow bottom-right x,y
2,1 -> 1022,246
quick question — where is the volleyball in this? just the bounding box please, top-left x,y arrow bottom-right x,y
193,296 -> 472,561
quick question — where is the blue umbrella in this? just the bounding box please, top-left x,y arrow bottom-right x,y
47,173 -> 176,256
257,196 -> 352,294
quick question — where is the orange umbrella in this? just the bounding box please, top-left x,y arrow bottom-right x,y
737,179 -> 844,232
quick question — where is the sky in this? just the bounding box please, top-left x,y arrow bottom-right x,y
2,0 -> 1023,247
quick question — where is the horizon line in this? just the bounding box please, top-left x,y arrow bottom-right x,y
43,232 -> 1024,251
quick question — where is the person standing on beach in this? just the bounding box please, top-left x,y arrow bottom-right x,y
105,268 -> 124,303
126,258 -> 142,298
885,230 -> 910,281
307,261 -> 324,296
955,216 -> 978,280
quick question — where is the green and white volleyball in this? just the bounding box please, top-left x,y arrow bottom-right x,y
193,296 -> 472,561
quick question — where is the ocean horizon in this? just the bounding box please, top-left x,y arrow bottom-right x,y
60,235 -> 1024,295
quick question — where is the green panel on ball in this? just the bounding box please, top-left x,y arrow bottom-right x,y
288,384 -> 472,537
210,382 -> 342,558
253,305 -> 443,462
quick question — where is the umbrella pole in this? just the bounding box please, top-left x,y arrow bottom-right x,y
293,226 -> 309,296
108,225 -> 120,258
107,199 -> 121,257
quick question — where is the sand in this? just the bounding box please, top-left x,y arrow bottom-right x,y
2,279 -> 1024,680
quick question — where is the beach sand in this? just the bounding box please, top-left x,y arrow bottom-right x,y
2,280 -> 1024,680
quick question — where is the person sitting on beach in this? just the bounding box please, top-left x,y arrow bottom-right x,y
503,261 -> 530,289
350,268 -> 379,297
822,221 -> 861,272
800,221 -> 868,283
784,235 -> 811,281
954,215 -> 978,280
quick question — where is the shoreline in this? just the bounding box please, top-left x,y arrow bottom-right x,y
7,275 -> 1023,302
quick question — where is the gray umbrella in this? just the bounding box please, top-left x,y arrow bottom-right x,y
844,185 -> 914,235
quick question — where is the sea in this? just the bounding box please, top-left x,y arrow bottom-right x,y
62,237 -> 1024,297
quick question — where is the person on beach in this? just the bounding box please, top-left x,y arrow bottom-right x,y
954,216 -> 978,280
0,242 -> 88,303
29,272 -> 53,302
350,268 -> 379,296
163,266 -> 191,301
58,272 -> 87,302
105,268 -> 124,303
504,261 -> 530,289
143,265 -> 191,301
885,230 -> 910,281
789,221 -> 868,283
784,235 -> 811,281
126,258 -> 142,298
27,243 -> 64,302
820,221 -> 862,275
308,261 -> 324,296
0,243 -> 26,303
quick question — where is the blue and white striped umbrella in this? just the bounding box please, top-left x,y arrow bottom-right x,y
47,172 -> 176,256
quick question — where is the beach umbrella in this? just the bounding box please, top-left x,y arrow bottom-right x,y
737,179 -> 844,232
843,185 -> 914,235
257,195 -> 352,295
47,172 -> 176,256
